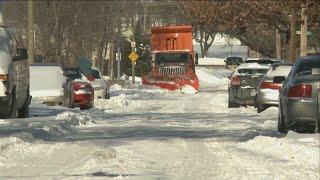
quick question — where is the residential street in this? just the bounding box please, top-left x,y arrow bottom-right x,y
0,67 -> 318,179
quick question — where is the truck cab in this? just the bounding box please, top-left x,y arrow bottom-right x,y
142,25 -> 199,91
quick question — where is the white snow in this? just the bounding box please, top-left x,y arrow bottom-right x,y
30,65 -> 67,97
180,85 -> 198,94
198,57 -> 225,66
0,66 -> 318,179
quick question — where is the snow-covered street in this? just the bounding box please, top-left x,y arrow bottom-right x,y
0,67 -> 319,179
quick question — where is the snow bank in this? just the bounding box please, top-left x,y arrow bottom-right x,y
198,57 -> 225,66
55,111 -> 95,127
110,84 -> 123,91
238,132 -> 320,169
94,93 -> 141,112
196,67 -> 230,87
0,135 -> 35,166
180,85 -> 198,94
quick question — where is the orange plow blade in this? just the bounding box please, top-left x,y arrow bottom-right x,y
142,75 -> 199,91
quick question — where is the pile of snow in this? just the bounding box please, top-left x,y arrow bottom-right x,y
196,67 -> 230,87
109,84 -> 123,91
94,93 -> 141,112
0,136 -> 35,164
198,57 -> 225,66
180,85 -> 198,94
238,131 -> 320,168
55,111 -> 95,127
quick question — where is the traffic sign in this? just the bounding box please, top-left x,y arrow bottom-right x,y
131,42 -> 136,48
128,51 -> 139,62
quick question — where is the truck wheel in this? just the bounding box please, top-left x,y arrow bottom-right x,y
18,89 -> 30,118
277,108 -> 287,134
8,94 -> 18,118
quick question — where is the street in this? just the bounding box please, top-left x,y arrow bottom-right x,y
0,67 -> 318,179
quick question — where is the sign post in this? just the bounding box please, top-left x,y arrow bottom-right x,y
128,38 -> 138,88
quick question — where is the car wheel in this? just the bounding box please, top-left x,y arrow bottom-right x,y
18,90 -> 30,118
80,106 -> 92,110
278,108 -> 287,134
228,99 -> 239,108
257,104 -> 265,113
7,93 -> 18,118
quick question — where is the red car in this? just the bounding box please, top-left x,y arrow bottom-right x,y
72,81 -> 94,110
63,67 -> 94,110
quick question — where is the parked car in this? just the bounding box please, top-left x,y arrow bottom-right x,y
255,63 -> 293,113
0,26 -> 31,118
245,57 -> 281,65
30,64 -> 73,107
89,67 -> 109,99
228,63 -> 269,108
277,56 -> 320,133
225,56 -> 244,71
63,67 -> 94,110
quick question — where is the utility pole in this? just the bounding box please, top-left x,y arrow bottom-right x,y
289,11 -> 297,62
28,0 -> 34,64
276,29 -> 281,59
131,35 -> 136,87
116,22 -> 121,82
300,6 -> 308,56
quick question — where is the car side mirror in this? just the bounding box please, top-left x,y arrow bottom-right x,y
13,48 -> 28,61
195,52 -> 198,65
273,76 -> 286,83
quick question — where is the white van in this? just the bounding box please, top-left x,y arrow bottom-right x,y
0,26 -> 31,118
30,64 -> 73,107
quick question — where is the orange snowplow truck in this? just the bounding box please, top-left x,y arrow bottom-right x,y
142,25 -> 199,91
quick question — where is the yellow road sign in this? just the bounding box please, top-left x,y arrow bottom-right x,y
128,51 -> 139,62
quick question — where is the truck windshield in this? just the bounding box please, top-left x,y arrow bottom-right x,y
156,53 -> 189,64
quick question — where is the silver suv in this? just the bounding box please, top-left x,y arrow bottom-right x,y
0,26 -> 31,118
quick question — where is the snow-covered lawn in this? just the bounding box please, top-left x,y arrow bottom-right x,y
0,67 -> 318,179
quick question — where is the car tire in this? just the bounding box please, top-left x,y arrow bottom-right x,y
7,93 -> 18,118
80,106 -> 92,110
257,104 -> 265,113
105,91 -> 110,99
278,108 -> 287,134
228,99 -> 239,108
18,90 -> 30,118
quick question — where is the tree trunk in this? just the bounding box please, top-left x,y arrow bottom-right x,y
300,6 -> 308,56
289,11 -> 297,62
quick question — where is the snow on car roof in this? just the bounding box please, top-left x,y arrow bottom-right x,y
236,62 -> 270,70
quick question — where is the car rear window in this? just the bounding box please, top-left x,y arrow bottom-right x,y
237,68 -> 268,75
265,65 -> 292,78
226,57 -> 243,65
295,58 -> 320,76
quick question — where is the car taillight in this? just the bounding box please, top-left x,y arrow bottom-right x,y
0,74 -> 8,81
288,84 -> 312,98
231,76 -> 241,86
260,82 -> 281,90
